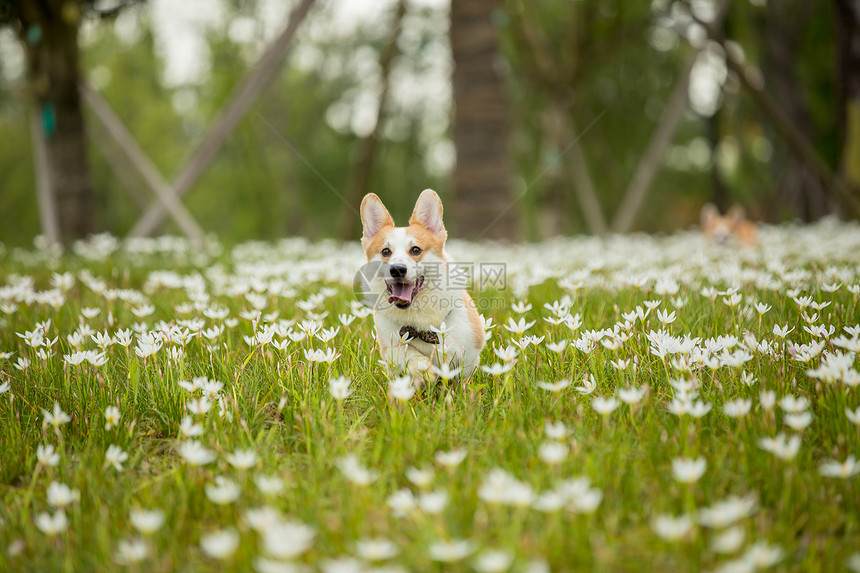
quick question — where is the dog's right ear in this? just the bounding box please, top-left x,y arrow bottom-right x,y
360,193 -> 394,247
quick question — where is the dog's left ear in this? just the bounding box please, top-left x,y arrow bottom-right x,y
410,189 -> 446,238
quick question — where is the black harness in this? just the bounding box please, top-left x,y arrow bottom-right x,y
399,326 -> 440,344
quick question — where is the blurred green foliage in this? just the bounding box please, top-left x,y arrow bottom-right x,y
0,0 -> 846,245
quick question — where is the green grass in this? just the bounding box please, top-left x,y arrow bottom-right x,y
0,228 -> 859,572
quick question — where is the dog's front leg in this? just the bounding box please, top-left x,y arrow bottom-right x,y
403,345 -> 433,389
379,342 -> 432,389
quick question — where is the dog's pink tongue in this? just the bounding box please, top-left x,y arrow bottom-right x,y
388,282 -> 414,304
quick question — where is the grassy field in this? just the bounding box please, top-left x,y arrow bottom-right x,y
1,223 -> 859,573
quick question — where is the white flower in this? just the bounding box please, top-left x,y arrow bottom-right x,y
754,302 -> 771,315
759,390 -> 776,410
544,420 -> 568,440
130,509 -> 165,534
536,379 -> 571,392
328,376 -> 353,400
200,529 -> 239,560
657,309 -> 676,325
42,402 -> 71,428
187,396 -> 213,416
179,415 -> 204,437
503,317 -> 535,336
434,448 -> 467,468
206,476 -> 241,504
722,398 -> 752,418
592,395 -> 619,415
477,468 -> 534,506
758,433 -> 801,461
255,474 -> 286,496
740,371 -> 757,386
743,541 -> 784,568
651,514 -> 693,541
532,490 -> 566,512
104,406 -> 121,430
574,375 -> 597,394
568,487 -> 602,513
472,549 -> 513,573
671,457 -> 706,483
538,441 -> 568,464
418,489 -> 448,514
405,466 -> 434,488
818,455 -> 860,478
481,362 -> 515,376
177,440 -> 216,466
47,481 -> 80,508
226,448 -> 258,469
261,520 -> 315,559
388,376 -> 415,401
387,488 -> 417,517
618,386 -> 646,404
773,324 -> 794,338
427,539 -> 474,562
37,443 -> 61,467
303,347 -> 340,363
336,454 -> 378,485
243,506 -> 283,532
355,537 -> 399,561
697,494 -> 757,528
784,411 -> 813,431
35,510 -> 68,535
847,552 -> 860,573
493,345 -> 519,362
511,301 -> 532,314
105,444 -> 129,471
778,395 -> 809,413
710,526 -> 745,554
433,363 -> 461,379
546,340 -> 568,353
114,537 -> 148,564
846,406 -> 860,426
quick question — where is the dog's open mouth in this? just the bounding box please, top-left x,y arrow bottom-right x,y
386,276 -> 424,308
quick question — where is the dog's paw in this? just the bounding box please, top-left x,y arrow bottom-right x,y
406,355 -> 432,375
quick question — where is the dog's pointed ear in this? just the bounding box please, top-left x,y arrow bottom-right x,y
410,189 -> 446,238
726,204 -> 746,226
360,193 -> 394,246
700,203 -> 719,227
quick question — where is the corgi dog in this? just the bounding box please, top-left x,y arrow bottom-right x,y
359,189 -> 485,386
700,203 -> 758,247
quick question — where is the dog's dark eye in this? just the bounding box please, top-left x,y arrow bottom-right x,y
410,246 -> 422,256
381,247 -> 391,257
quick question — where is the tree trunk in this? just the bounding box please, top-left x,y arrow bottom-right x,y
450,0 -> 518,240
19,1 -> 93,244
338,0 -> 406,241
762,0 -> 830,221
836,0 -> 860,198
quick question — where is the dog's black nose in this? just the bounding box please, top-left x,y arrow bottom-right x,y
389,264 -> 407,278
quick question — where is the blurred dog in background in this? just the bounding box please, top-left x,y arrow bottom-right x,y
700,203 -> 758,247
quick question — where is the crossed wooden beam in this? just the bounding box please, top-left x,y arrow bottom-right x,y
42,0 -> 315,245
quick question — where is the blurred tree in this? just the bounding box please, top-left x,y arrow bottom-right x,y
450,0 -> 518,240
338,0 -> 406,241
0,0 -> 112,243
761,0 -> 830,220
837,0 -> 860,196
